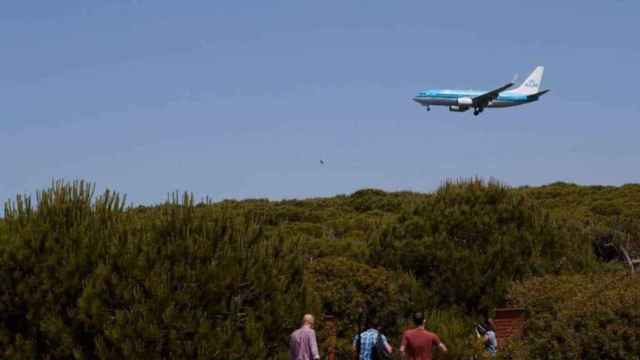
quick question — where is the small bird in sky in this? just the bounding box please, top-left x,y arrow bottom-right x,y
320,160 -> 325,165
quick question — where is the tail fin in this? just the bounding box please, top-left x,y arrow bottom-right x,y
511,66 -> 544,95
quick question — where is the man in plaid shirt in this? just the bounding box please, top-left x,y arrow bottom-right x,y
353,318 -> 393,360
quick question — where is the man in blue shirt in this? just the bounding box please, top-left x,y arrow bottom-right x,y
353,318 -> 393,360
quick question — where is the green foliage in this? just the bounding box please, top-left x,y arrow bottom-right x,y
0,181 -> 312,359
425,309 -> 484,360
522,182 -> 640,223
0,179 -> 638,358
503,272 -> 640,359
373,179 -> 598,313
522,182 -> 640,258
306,257 -> 427,357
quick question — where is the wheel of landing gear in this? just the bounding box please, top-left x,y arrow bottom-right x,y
473,111 -> 479,116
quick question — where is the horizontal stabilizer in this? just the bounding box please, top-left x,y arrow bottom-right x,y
527,89 -> 550,99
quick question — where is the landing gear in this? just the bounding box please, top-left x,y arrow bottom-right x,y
426,105 -> 431,112
473,107 -> 484,116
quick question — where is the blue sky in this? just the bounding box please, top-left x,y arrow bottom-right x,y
1,0 -> 639,205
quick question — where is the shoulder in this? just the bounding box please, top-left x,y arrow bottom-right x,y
300,328 -> 317,341
402,328 -> 419,340
294,328 -> 314,336
362,329 -> 376,339
425,331 -> 441,341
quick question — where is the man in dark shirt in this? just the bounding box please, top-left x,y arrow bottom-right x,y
400,312 -> 448,360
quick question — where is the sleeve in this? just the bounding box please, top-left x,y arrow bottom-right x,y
310,330 -> 320,359
289,334 -> 295,358
432,334 -> 441,346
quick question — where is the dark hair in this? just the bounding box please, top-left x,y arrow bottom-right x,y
365,311 -> 380,329
476,323 -> 488,335
485,319 -> 496,332
412,312 -> 425,326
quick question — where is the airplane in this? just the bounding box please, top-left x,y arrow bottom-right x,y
413,66 -> 549,116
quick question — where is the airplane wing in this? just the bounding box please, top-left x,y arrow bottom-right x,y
472,82 -> 514,107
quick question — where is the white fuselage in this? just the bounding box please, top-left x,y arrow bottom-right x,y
413,89 -> 535,109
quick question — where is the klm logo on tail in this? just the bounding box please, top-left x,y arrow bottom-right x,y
525,79 -> 539,88
518,66 -> 544,94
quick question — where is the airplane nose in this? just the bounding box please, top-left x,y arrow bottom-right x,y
413,97 -> 423,104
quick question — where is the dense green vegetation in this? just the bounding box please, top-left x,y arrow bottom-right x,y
1,179 -> 639,359
503,272 -> 640,359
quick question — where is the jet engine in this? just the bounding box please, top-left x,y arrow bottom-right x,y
449,105 -> 469,112
457,97 -> 473,106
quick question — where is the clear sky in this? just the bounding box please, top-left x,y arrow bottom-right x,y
1,1 -> 639,205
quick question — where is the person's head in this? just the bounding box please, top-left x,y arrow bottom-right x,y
476,323 -> 488,336
485,318 -> 496,332
365,314 -> 380,330
302,314 -> 315,328
412,312 -> 425,327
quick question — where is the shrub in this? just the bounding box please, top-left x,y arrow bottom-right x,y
425,309 -> 485,360
373,178 -> 598,313
306,256 -> 428,358
0,181 -> 314,359
503,272 -> 640,359
1,179 -> 637,359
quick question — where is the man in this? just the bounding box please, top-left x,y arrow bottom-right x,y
353,317 -> 393,360
400,312 -> 448,360
289,314 -> 321,360
481,319 -> 498,357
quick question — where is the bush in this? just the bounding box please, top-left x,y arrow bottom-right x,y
1,179 -> 637,358
503,272 -> 640,359
373,179 -> 598,313
0,181 -> 314,359
425,309 -> 485,360
306,257 -> 427,358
